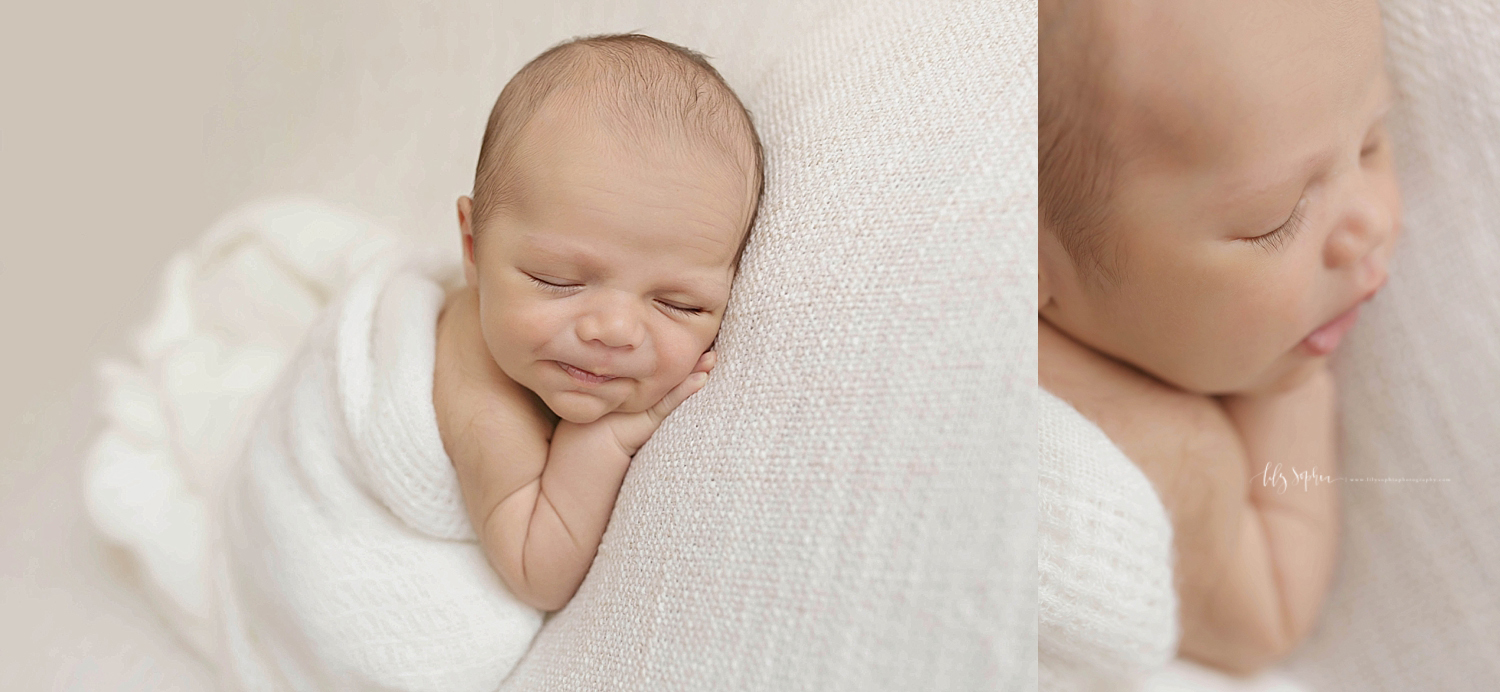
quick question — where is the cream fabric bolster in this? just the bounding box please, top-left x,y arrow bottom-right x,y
498,0 -> 1038,690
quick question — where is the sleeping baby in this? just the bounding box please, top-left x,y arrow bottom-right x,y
1038,0 -> 1399,685
159,33 -> 766,690
433,33 -> 763,611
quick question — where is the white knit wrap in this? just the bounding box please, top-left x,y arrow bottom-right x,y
1038,389 -> 1178,691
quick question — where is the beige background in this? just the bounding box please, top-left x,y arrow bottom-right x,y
0,1 -> 564,686
3,1 -> 228,687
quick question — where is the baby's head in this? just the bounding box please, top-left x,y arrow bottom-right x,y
458,34 -> 762,423
1039,0 -> 1401,395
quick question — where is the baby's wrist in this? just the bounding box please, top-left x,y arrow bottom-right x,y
603,417 -> 651,458
555,417 -> 646,460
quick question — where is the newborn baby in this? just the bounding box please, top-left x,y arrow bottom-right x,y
142,34 -> 767,690
1039,0 -> 1399,678
433,34 -> 763,611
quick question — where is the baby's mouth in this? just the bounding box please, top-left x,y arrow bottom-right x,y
1301,305 -> 1361,356
1300,279 -> 1386,357
555,361 -> 617,385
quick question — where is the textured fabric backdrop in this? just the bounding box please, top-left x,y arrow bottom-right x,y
1276,3 -> 1500,691
197,0 -> 1039,690
496,1 -> 1038,690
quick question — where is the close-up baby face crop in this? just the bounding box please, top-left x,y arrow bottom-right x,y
1041,0 -> 1401,395
461,94 -> 756,424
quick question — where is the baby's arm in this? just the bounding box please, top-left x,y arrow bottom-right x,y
1214,370 -> 1340,670
435,288 -> 712,611
1040,319 -> 1339,676
478,360 -> 711,612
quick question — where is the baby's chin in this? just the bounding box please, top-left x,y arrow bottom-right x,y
539,389 -> 656,424
1167,352 -> 1325,398
1235,356 -> 1328,397
540,390 -> 616,424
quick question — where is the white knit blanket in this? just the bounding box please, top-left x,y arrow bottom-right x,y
85,200 -> 541,691
1039,387 -> 1321,692
1037,388 -> 1178,691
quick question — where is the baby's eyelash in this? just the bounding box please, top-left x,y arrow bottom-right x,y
657,300 -> 705,316
1247,200 -> 1306,252
526,274 -> 580,291
525,272 -> 707,314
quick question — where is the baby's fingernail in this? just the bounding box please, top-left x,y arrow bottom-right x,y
691,372 -> 709,386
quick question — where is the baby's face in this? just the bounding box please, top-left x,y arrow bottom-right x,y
1042,0 -> 1401,395
461,114 -> 752,424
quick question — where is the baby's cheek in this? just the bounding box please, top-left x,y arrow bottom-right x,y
477,307 -> 518,363
1184,282 -> 1282,387
1234,276 -> 1316,377
649,335 -> 704,392
502,301 -> 564,350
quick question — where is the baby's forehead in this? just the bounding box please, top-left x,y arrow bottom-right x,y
1103,0 -> 1387,170
497,132 -> 750,264
514,88 -> 745,169
514,111 -> 754,217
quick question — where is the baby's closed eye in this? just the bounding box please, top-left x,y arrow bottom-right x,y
525,273 -> 581,290
655,299 -> 705,315
1243,196 -> 1308,252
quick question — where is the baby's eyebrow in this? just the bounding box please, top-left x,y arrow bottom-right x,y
517,237 -> 602,269
657,277 -> 730,303
1222,148 -> 1332,208
1293,147 -> 1339,185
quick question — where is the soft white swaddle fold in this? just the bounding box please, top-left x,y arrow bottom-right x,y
1037,388 -> 1179,691
84,199 -> 541,691
1038,388 -> 1314,692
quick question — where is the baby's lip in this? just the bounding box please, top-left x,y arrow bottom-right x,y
1302,305 -> 1361,356
554,361 -> 619,385
1300,276 -> 1388,356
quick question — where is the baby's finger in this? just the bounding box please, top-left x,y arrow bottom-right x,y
646,371 -> 709,425
693,351 -> 718,373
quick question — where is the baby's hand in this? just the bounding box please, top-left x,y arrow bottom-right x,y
1211,361 -> 1340,672
497,350 -> 714,609
600,351 -> 717,456
1041,318 -> 1338,674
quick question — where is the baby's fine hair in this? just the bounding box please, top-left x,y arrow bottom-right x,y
471,33 -> 765,262
1040,0 -> 1121,284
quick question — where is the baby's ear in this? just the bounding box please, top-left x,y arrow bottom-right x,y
457,196 -> 479,289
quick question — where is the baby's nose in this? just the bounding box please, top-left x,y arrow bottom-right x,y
576,296 -> 645,349
1327,184 -> 1399,268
